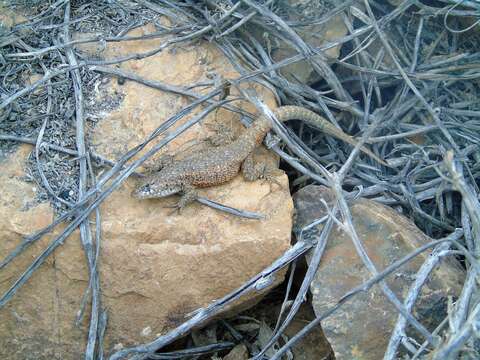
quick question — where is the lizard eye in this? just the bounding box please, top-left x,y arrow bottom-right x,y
143,184 -> 151,193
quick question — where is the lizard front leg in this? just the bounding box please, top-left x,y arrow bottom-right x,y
143,154 -> 174,173
206,122 -> 237,147
165,184 -> 198,214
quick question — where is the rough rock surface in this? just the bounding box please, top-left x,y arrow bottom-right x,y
293,185 -> 464,360
0,24 -> 293,359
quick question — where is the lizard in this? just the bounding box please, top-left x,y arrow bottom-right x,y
132,106 -> 389,210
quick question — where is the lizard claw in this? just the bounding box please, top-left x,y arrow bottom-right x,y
260,169 -> 284,196
164,187 -> 198,215
164,202 -> 185,215
262,172 -> 283,189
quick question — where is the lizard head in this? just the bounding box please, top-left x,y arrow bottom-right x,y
131,179 -> 182,199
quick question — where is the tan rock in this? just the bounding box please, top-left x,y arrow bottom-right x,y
293,185 -> 464,360
0,145 -> 75,359
0,6 -> 27,27
0,23 -> 293,359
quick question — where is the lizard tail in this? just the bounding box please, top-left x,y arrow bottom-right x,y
273,106 -> 390,167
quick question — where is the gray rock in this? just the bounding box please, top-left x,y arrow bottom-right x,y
293,185 -> 464,360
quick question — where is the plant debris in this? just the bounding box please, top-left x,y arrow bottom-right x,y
1,0 -> 480,359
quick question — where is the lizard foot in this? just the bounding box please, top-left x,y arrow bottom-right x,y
261,169 -> 284,188
242,154 -> 284,193
206,122 -> 236,147
241,153 -> 265,181
164,186 -> 198,214
143,154 -> 174,173
260,168 -> 285,196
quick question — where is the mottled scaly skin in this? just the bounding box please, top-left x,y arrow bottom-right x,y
132,106 -> 387,202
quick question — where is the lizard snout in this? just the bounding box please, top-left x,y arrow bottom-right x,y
132,181 -> 182,199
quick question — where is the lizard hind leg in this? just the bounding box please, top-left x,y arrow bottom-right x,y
241,152 -> 264,181
241,153 -> 284,192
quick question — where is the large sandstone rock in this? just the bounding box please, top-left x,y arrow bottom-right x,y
293,185 -> 464,360
0,24 -> 293,359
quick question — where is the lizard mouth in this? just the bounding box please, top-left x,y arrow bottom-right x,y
131,183 -> 181,199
